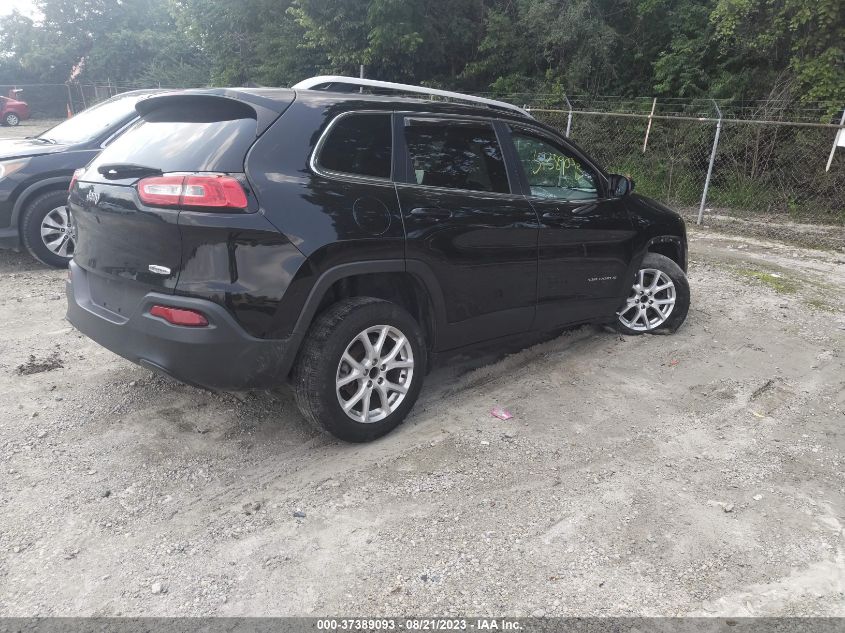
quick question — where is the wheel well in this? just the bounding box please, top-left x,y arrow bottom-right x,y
16,182 -> 71,229
647,240 -> 682,268
315,272 -> 436,348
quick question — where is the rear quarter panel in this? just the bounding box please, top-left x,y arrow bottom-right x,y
175,210 -> 307,339
244,98 -> 406,337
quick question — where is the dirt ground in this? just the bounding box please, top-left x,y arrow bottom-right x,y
0,223 -> 842,618
2,116 -> 844,616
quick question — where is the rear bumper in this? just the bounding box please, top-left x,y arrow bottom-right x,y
66,262 -> 299,390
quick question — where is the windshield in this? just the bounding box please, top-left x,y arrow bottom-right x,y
38,94 -> 142,145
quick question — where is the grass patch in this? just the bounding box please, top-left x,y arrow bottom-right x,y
735,268 -> 798,294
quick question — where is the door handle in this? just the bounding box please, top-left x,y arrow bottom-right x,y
410,207 -> 452,220
542,211 -> 566,221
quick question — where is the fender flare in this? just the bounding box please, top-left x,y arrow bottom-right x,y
290,258 -> 449,346
11,176 -> 72,227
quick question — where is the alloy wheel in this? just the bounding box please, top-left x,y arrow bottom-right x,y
336,325 -> 414,423
5,113 -> 19,126
617,268 -> 676,331
40,206 -> 76,258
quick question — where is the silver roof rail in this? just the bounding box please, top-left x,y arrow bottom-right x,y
292,75 -> 533,119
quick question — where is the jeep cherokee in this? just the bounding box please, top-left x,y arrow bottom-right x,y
66,79 -> 690,442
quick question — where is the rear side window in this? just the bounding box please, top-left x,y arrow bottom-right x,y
317,113 -> 392,179
88,100 -> 258,176
403,118 -> 510,193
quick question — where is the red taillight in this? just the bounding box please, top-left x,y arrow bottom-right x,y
69,168 -> 84,191
183,176 -> 248,208
137,175 -> 248,209
149,305 -> 209,327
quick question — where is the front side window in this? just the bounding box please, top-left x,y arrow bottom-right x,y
403,118 -> 510,193
511,130 -> 598,201
317,113 -> 392,179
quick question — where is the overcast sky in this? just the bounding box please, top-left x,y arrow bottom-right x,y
1,0 -> 38,18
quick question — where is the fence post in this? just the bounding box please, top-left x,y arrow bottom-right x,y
825,109 -> 845,172
643,97 -> 657,153
564,94 -> 573,138
697,100 -> 722,225
65,83 -> 73,116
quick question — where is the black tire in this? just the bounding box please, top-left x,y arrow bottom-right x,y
292,297 -> 427,442
20,190 -> 75,268
613,252 -> 690,335
4,112 -> 20,126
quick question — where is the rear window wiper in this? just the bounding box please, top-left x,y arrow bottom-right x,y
97,163 -> 163,180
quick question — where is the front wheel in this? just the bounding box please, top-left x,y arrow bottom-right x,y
4,112 -> 20,126
292,297 -> 427,442
20,190 -> 76,268
614,252 -> 690,335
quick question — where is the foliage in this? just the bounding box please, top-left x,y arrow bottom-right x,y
0,0 -> 841,109
0,0 -> 208,86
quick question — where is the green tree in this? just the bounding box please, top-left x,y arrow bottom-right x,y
462,0 -> 622,96
711,0 -> 844,104
0,0 -> 208,86
0,0 -> 840,112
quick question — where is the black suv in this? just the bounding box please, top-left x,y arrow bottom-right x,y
66,83 -> 689,442
0,90 -> 161,267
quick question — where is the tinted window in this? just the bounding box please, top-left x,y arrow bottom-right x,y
511,130 -> 598,200
88,101 -> 257,176
318,113 -> 392,179
404,119 -> 509,193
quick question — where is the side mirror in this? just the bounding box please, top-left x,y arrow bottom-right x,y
609,174 -> 635,197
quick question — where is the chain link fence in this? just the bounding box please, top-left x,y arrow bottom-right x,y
526,104 -> 844,226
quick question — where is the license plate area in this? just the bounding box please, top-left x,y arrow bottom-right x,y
88,274 -> 149,318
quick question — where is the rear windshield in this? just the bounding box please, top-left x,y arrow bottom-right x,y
88,100 -> 258,175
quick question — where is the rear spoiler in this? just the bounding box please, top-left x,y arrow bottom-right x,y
135,88 -> 295,137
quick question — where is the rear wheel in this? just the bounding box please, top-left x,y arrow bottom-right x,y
292,297 -> 426,442
4,112 -> 20,126
614,252 -> 690,335
21,190 -> 76,268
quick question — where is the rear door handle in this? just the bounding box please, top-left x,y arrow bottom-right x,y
542,211 -> 566,221
410,207 -> 452,220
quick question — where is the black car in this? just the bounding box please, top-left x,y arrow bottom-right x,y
0,89 -> 162,267
66,79 -> 690,442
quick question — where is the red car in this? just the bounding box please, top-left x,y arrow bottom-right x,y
0,95 -> 30,126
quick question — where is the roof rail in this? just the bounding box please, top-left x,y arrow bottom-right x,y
292,75 -> 533,119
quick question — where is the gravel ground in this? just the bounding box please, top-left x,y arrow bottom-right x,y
0,190 -> 843,615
